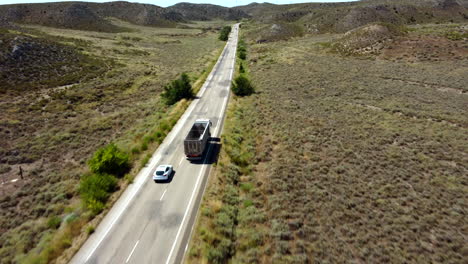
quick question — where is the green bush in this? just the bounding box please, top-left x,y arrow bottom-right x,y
79,173 -> 117,214
445,31 -> 468,41
206,238 -> 233,264
239,63 -> 245,73
131,146 -> 140,155
88,143 -> 130,177
237,41 -> 247,60
47,216 -> 62,229
219,26 -> 232,41
240,182 -> 254,192
161,73 -> 193,105
238,50 -> 247,60
140,142 -> 148,151
86,226 -> 95,235
231,75 -> 254,96
140,153 -> 151,168
238,39 -> 246,47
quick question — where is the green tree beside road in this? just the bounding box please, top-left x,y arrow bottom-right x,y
219,26 -> 232,41
161,73 -> 194,105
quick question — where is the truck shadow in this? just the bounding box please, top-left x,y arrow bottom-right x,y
190,137 -> 221,165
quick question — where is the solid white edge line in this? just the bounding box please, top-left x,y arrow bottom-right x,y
178,156 -> 184,166
160,189 -> 168,200
81,29 -> 233,263
125,240 -> 140,263
165,24 -> 239,264
165,154 -> 209,264
85,178 -> 144,262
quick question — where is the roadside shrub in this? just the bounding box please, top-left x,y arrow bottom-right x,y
124,173 -> 134,184
239,63 -> 245,73
140,153 -> 151,168
88,143 -> 130,178
219,26 -> 232,41
79,173 -> 117,214
207,238 -> 233,264
240,182 -> 254,192
238,50 -> 247,60
131,146 -> 140,155
238,40 -> 247,60
238,39 -> 246,50
47,216 -> 61,229
86,226 -> 95,235
161,73 -> 193,105
140,141 -> 148,151
231,75 -> 254,96
445,31 -> 468,41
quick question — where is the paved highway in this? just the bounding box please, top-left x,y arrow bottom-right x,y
70,23 -> 239,264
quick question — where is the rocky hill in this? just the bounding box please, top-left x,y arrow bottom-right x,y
0,1 -> 251,32
168,2 -> 249,21
0,1 -> 184,32
0,31 -> 106,92
0,2 -> 122,32
88,1 -> 184,27
235,0 -> 468,33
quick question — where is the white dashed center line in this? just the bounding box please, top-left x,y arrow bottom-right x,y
125,240 -> 139,263
160,189 -> 167,201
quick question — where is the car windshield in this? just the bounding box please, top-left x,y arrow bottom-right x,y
155,170 -> 164,175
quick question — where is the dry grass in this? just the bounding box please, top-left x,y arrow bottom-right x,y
189,21 -> 467,263
0,20 -> 226,264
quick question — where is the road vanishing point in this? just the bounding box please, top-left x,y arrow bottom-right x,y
70,23 -> 240,264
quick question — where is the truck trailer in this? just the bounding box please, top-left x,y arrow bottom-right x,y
184,119 -> 212,160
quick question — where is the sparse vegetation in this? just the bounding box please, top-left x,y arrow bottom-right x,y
188,97 -> 263,264
189,21 -> 468,263
1,1 -> 467,263
0,20 -> 226,264
0,31 -> 108,93
445,31 -> 468,41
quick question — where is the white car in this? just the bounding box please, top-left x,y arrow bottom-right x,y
153,165 -> 173,182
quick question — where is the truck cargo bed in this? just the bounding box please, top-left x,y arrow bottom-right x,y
186,123 -> 207,140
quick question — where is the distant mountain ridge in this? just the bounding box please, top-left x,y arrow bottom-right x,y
0,1 -> 247,32
0,0 -> 466,33
0,2 -> 123,32
0,1 -> 185,32
168,2 -> 250,21
234,0 -> 468,33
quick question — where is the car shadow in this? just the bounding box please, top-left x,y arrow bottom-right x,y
190,137 -> 222,165
154,170 -> 176,184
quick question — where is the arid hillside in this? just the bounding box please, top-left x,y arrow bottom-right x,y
168,2 -> 249,21
0,31 -> 105,92
236,0 -> 467,34
0,19 -> 226,264
188,17 -> 467,264
0,1 -> 184,32
0,1 -> 250,32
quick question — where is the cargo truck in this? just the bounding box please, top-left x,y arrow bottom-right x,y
184,119 -> 212,160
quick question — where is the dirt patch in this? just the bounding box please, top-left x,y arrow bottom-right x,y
380,35 -> 468,62
379,76 -> 467,95
332,23 -> 404,55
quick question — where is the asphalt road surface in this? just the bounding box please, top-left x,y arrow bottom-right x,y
70,23 -> 239,264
